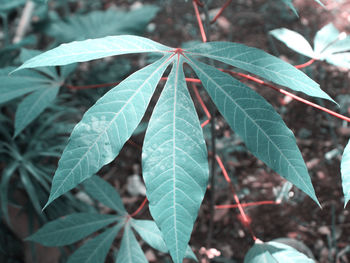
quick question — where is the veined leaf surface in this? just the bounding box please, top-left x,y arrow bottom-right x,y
16,35 -> 172,71
341,139 -> 350,207
83,175 -> 126,214
116,223 -> 148,263
67,223 -> 122,263
45,55 -> 172,207
14,85 -> 60,137
270,28 -> 315,58
131,219 -> 197,261
314,23 -> 340,56
244,241 -> 278,263
142,58 -> 209,263
186,42 -> 333,102
188,57 -> 318,204
27,213 -> 118,246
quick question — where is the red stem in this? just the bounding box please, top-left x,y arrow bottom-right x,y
66,82 -> 120,90
215,200 -> 278,209
130,197 -> 148,217
192,0 -> 207,43
210,0 -> 232,24
191,82 -> 212,127
295,58 -> 316,69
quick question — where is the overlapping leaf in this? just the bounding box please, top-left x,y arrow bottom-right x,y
142,58 -> 209,263
67,223 -> 122,263
245,240 -> 314,263
45,55 -> 172,207
116,223 -> 148,263
186,42 -> 333,102
45,6 -> 159,43
341,139 -> 350,207
188,57 -> 318,204
27,213 -> 118,246
15,36 -> 172,71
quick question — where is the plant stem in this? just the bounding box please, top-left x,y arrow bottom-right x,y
1,14 -> 9,46
130,197 -> 148,217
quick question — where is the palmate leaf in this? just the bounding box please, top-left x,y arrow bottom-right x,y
131,219 -> 197,261
15,35 -> 172,71
245,240 -> 314,263
186,42 -> 334,103
116,222 -> 148,263
67,223 -> 123,263
142,57 -> 209,263
45,55 -> 173,208
45,6 -> 159,43
26,213 -> 118,246
83,175 -> 127,215
187,57 -> 318,204
341,139 -> 350,207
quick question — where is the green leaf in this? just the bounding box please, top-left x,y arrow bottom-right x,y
16,35 -> 172,71
314,23 -> 340,57
131,219 -> 197,261
45,55 -> 172,207
116,223 -> 148,263
14,85 -> 60,137
26,213 -> 118,246
45,6 -> 159,43
187,57 -> 318,204
67,223 -> 122,263
186,42 -> 334,102
341,139 -> 350,207
245,240 -> 314,263
281,0 -> 298,16
142,58 -> 209,263
0,0 -> 25,12
0,67 -> 54,104
0,161 -> 19,224
83,175 -> 126,215
325,52 -> 350,69
270,28 -> 315,58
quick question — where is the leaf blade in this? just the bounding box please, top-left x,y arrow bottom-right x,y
188,57 -> 318,204
142,58 -> 209,263
341,139 -> 350,207
186,42 -> 333,102
46,55 -> 172,207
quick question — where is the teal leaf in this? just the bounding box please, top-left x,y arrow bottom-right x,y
281,0 -> 298,16
0,0 -> 26,13
26,213 -> 118,246
14,85 -> 60,137
45,6 -> 159,43
314,23 -> 340,57
45,55 -> 172,207
341,139 -> 350,207
142,58 -> 209,263
131,219 -> 197,261
270,28 -> 315,58
186,42 -> 334,103
15,35 -> 172,71
187,57 -> 318,205
325,52 -> 350,69
83,175 -> 127,215
67,223 -> 122,263
245,240 -> 314,263
116,223 -> 148,263
0,67 -> 54,104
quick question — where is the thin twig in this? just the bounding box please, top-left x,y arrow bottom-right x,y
210,0 -> 232,24
13,0 -> 35,44
193,0 -> 207,42
130,197 -> 148,217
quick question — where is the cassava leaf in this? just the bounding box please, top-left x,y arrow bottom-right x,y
116,222 -> 148,263
186,42 -> 334,103
26,213 -> 118,246
45,55 -> 172,208
281,0 -> 298,16
67,223 -> 122,263
245,240 -> 314,263
187,57 -> 318,204
131,219 -> 197,261
270,28 -> 315,58
15,35 -> 172,71
314,23 -> 340,57
14,85 -> 60,137
45,6 -> 159,43
341,139 -> 350,207
142,57 -> 209,263
0,67 -> 54,104
83,175 -> 126,214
